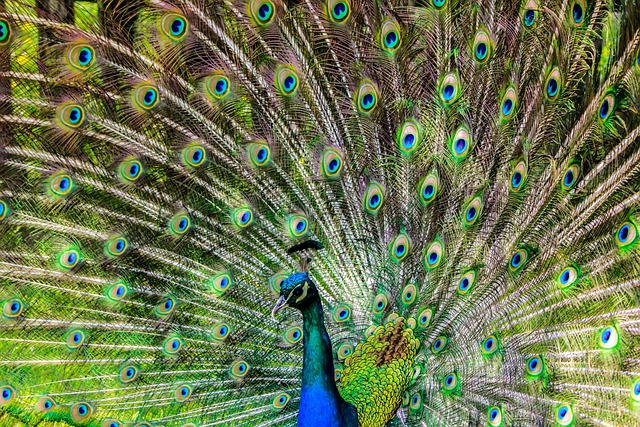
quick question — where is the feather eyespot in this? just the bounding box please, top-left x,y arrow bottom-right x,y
363,181 -> 385,214
380,19 -> 401,52
457,270 -> 476,295
248,142 -> 271,167
510,160 -> 527,192
372,293 -> 389,315
409,392 -> 422,410
58,248 -> 82,271
397,120 -> 420,155
632,379 -> 640,402
250,1 -> 275,25
488,406 -> 503,426
287,214 -> 309,238
66,329 -> 86,349
432,335 -> 448,354
336,343 -> 353,360
211,273 -> 233,296
119,365 -> 139,383
70,402 -> 93,422
418,171 -> 440,206
212,322 -> 231,342
275,67 -> 299,96
57,103 -> 85,129
599,94 -> 615,121
36,397 -> 56,413
67,44 -> 95,70
163,336 -> 183,355
432,0 -> 447,10
48,171 -> 75,198
463,195 -> 483,226
103,420 -> 122,427
168,212 -> 191,236
0,19 -> 11,45
321,147 -> 344,178
571,0 -> 586,26
3,298 -> 23,318
356,81 -> 379,113
230,360 -> 249,379
283,326 -> 303,345
161,13 -> 188,40
105,235 -> 129,258
273,392 -> 290,410
117,158 -> 144,183
206,74 -> 231,99
269,272 -> 289,295
554,404 -> 574,426
401,283 -> 417,306
481,334 -> 500,356
561,163 -> 580,190
417,308 -> 432,329
616,221 -> 638,248
424,238 -> 444,269
390,233 -> 411,262
599,325 -> 619,349
328,0 -> 350,23
155,297 -> 176,317
522,7 -> 537,27
545,67 -> 562,100
508,248 -> 529,273
472,30 -> 492,63
439,72 -> 460,105
500,86 -> 517,120
451,125 -> 472,160
232,207 -> 254,228
181,143 -> 208,169
442,372 -> 458,391
333,303 -> 351,322
557,266 -> 579,289
107,283 -> 128,301
0,199 -> 9,220
526,355 -> 544,377
0,386 -> 16,405
175,384 -> 192,402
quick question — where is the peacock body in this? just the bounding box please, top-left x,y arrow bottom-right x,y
0,0 -> 639,426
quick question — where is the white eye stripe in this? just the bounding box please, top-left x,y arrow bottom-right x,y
295,282 -> 309,303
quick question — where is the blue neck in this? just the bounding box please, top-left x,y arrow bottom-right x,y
297,298 -> 358,427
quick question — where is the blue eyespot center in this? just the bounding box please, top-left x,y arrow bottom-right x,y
328,158 -> 340,172
241,211 -> 250,224
78,404 -> 87,415
403,133 -> 416,149
573,3 -> 583,23
219,277 -> 229,289
44,400 -> 52,409
429,252 -> 438,263
220,326 -> 228,335
115,239 -> 125,252
59,177 -> 70,190
602,327 -> 612,342
466,206 -> 477,221
385,31 -> 398,48
258,3 -> 273,21
192,149 -> 203,162
455,138 -> 467,154
283,75 -> 296,92
78,48 -> 92,65
369,194 -> 380,208
512,252 -> 521,267
10,301 -> 20,313
547,78 -> 558,96
67,252 -> 77,264
445,375 -> 453,385
69,108 -> 82,124
339,310 -> 347,319
292,330 -> 300,339
485,338 -> 494,350
564,169 -> 575,186
115,286 -> 125,297
442,84 -> 455,101
529,358 -> 539,370
178,218 -> 188,230
405,292 -> 412,299
634,381 -> 640,395
424,184 -> 434,198
295,220 -> 306,232
558,406 -> 568,419
600,99 -> 609,118
144,89 -> 157,106
332,2 -> 348,20
129,163 -> 139,176
215,79 -> 228,94
619,224 -> 630,242
377,301 -> 384,309
164,299 -> 173,310
460,277 -> 469,290
395,244 -> 406,256
434,339 -> 442,349
502,99 -> 513,116
171,339 -> 179,349
171,18 -> 185,35
1,388 -> 10,399
361,93 -> 375,110
512,171 -> 522,187
490,409 -> 499,419
257,147 -> 267,162
181,387 -> 188,396
475,42 -> 487,60
238,363 -> 246,372
561,270 -> 571,284
524,9 -> 536,26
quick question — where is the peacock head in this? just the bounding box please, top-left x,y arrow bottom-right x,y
272,272 -> 319,316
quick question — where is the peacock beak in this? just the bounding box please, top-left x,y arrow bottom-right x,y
271,295 -> 289,318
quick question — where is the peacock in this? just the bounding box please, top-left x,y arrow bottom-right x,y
0,0 -> 640,425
